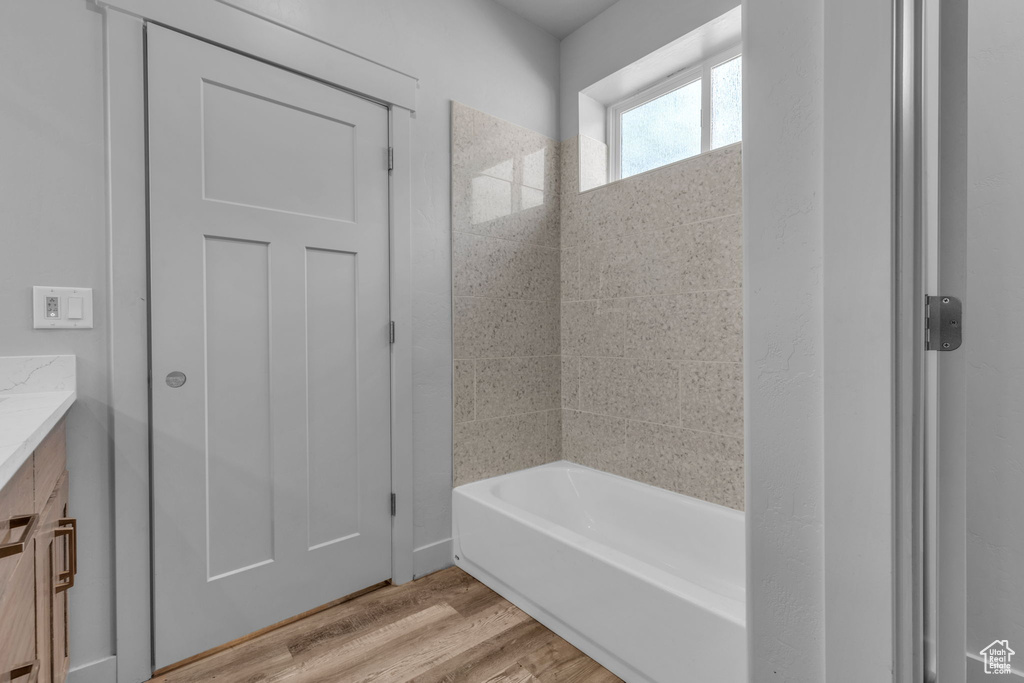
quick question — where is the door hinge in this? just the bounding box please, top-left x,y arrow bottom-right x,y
389,320 -> 396,344
926,295 -> 963,351
387,147 -> 394,172
391,493 -> 397,516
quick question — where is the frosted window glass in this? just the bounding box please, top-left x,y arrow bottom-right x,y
711,55 -> 742,149
620,79 -> 701,178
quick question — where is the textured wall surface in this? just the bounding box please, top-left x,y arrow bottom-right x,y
561,137 -> 745,509
451,103 -> 562,485
0,3 -> 113,670
743,0 -> 826,679
967,0 -> 1024,669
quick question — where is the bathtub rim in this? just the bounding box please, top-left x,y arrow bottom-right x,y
453,460 -> 746,628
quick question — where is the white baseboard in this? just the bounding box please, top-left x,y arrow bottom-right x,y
69,655 -> 118,683
412,537 -> 452,579
968,653 -> 1024,682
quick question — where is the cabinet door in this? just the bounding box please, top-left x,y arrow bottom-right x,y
0,550 -> 37,680
35,472 -> 71,683
51,474 -> 70,683
0,457 -> 36,679
35,486 -> 55,683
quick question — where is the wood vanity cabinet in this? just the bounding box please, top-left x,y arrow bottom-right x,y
0,419 -> 75,683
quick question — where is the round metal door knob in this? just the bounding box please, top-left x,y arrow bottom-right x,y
165,371 -> 187,388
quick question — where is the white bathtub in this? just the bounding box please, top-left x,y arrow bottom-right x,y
452,461 -> 746,683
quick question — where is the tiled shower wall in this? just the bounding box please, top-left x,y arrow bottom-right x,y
451,103 -> 562,485
451,106 -> 744,511
561,137 -> 744,510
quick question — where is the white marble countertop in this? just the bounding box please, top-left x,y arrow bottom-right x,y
0,356 -> 76,490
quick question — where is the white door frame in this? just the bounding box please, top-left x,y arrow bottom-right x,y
100,3 -> 417,681
925,0 -> 969,679
821,0 -> 927,679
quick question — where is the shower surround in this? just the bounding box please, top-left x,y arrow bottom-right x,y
561,136 -> 744,509
452,103 -> 744,510
451,102 -> 562,485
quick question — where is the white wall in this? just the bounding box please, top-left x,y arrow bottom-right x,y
966,0 -> 1024,669
743,0 -> 826,680
0,2 -> 112,671
559,0 -> 739,139
0,0 -> 559,673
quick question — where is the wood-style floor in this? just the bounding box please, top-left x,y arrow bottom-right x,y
149,567 -> 623,683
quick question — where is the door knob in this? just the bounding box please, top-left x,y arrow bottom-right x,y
165,371 -> 187,388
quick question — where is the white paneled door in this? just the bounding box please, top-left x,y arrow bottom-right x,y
148,25 -> 392,668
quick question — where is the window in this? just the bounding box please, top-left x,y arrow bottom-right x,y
609,46 -> 742,180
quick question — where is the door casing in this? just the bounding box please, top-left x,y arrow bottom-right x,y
101,3 -> 417,681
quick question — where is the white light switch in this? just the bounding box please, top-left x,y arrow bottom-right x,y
33,286 -> 93,329
68,297 -> 84,319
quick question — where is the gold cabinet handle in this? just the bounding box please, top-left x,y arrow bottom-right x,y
54,517 -> 77,593
59,518 -> 77,576
1,660 -> 40,683
0,515 -> 38,559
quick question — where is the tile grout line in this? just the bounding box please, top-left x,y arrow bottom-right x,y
560,210 -> 744,250
453,355 -> 562,362
557,355 -> 743,365
455,407 -> 562,427
558,287 -> 743,304
563,407 -> 743,441
455,295 -> 561,304
453,229 -> 561,251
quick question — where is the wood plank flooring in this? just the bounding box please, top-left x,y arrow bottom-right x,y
149,567 -> 623,683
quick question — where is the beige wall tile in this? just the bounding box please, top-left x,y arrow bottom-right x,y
579,227 -> 688,300
454,124 -> 745,502
452,104 -> 564,486
454,197 -> 560,248
625,421 -> 744,510
452,103 -> 560,248
579,357 -> 680,426
454,297 -> 559,359
453,410 -> 560,486
476,356 -> 560,419
560,247 -> 580,301
560,143 -> 742,250
559,194 -> 583,250
454,360 -> 475,424
575,214 -> 742,301
561,409 -> 626,472
561,356 -> 579,409
551,408 -> 562,459
561,299 -> 628,358
453,232 -> 559,301
566,178 -> 641,246
679,362 -> 744,437
625,289 -> 743,362
554,137 -> 744,507
680,214 -> 744,293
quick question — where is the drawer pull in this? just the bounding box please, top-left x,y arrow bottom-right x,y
0,514 -> 38,559
1,660 -> 40,683
54,517 -> 77,593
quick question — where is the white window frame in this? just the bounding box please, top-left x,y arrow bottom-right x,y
608,43 -> 742,181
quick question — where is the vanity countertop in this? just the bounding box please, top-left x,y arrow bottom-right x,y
0,355 -> 76,490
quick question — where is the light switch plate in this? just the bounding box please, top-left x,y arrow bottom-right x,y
33,286 -> 93,329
